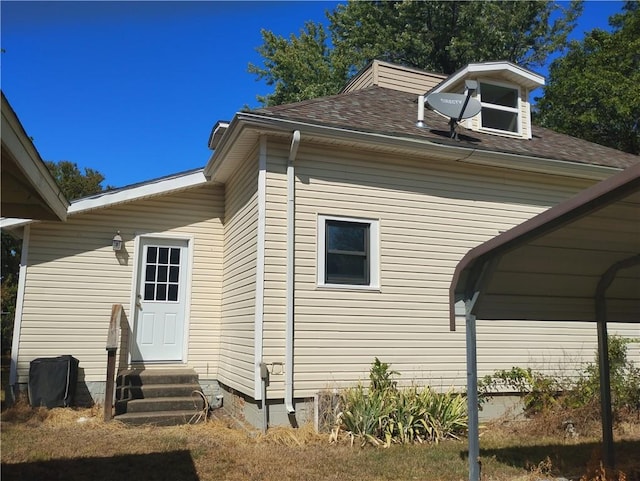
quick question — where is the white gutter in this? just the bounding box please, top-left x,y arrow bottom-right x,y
9,225 -> 30,395
285,130 -> 301,414
254,136 -> 267,400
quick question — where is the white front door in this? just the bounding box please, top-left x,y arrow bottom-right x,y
132,238 -> 189,362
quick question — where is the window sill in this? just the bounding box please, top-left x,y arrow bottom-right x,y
316,283 -> 381,292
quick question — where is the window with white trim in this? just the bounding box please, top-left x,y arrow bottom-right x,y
317,215 -> 379,288
479,81 -> 520,134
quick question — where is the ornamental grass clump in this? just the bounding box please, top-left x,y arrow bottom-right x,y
333,358 -> 467,446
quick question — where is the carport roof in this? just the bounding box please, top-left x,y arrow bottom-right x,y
450,162 -> 640,328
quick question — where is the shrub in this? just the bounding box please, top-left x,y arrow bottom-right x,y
333,359 -> 467,446
570,335 -> 640,413
478,335 -> 640,419
478,366 -> 564,414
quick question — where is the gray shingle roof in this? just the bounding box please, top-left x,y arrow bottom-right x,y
254,86 -> 638,169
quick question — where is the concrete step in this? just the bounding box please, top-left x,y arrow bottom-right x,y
115,396 -> 205,415
116,368 -> 198,387
113,368 -> 206,426
117,383 -> 202,400
114,409 -> 206,426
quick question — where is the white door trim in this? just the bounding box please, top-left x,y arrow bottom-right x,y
128,233 -> 194,364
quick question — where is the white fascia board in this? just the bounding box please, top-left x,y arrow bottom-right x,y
433,62 -> 545,93
68,170 -> 209,215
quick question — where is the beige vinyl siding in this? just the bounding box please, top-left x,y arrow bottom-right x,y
16,184 -> 224,384
219,148 -> 259,394
520,88 -> 532,139
260,141 -> 291,397
276,141 -> 636,396
343,60 -> 446,95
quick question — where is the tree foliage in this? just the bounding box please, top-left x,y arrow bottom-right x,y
250,0 -> 582,107
535,2 -> 640,154
45,160 -> 111,201
1,161 -> 110,353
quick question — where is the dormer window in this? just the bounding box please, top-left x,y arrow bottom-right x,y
423,62 -> 543,139
479,81 -> 520,134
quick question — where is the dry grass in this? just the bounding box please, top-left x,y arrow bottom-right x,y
1,402 -> 639,481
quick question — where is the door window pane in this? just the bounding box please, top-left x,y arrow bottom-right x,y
142,245 -> 181,301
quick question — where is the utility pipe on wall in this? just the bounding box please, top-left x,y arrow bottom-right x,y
285,130 -> 301,415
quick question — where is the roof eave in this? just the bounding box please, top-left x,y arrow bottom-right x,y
1,169 -> 210,227
205,112 -> 622,185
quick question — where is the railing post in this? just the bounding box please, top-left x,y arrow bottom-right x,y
104,304 -> 122,422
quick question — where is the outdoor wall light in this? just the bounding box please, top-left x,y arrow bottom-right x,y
112,231 -> 123,251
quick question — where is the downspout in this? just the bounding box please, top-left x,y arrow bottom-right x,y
9,225 -> 30,402
255,136 -> 267,403
285,130 -> 301,415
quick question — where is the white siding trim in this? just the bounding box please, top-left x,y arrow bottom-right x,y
254,136 -> 267,399
9,225 -> 30,387
129,232 -> 195,364
317,214 -> 380,290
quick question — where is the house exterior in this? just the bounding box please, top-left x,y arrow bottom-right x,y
4,60 -> 639,427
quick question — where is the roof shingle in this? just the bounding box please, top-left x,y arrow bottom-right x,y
254,86 -> 638,169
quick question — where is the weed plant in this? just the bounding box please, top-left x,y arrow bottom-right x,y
478,335 -> 640,425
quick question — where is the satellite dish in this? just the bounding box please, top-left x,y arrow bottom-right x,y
426,92 -> 481,120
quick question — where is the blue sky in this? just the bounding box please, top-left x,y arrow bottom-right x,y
1,1 -> 626,189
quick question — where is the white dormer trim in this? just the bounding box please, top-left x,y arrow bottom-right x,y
431,61 -> 545,94
432,61 -> 543,140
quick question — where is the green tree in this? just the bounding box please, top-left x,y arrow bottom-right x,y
1,234 -> 21,353
45,160 -> 111,201
535,2 -> 640,155
249,0 -> 582,107
1,161 -> 110,353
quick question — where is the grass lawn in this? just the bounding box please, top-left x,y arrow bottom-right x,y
1,404 -> 639,481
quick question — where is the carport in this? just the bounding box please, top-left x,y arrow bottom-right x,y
450,163 -> 640,481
